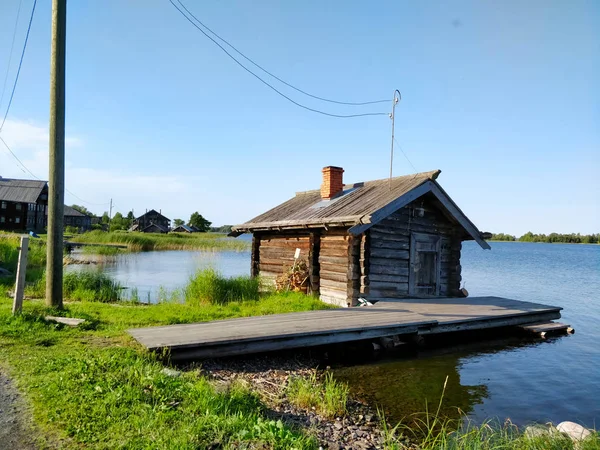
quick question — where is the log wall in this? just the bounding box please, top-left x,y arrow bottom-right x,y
318,231 -> 352,307
257,234 -> 311,287
366,198 -> 462,298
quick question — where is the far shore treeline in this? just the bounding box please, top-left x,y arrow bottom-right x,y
491,232 -> 599,244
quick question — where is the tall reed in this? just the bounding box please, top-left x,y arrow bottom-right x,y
184,268 -> 260,305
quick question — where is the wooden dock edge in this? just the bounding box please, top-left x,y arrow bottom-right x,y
140,309 -> 564,362
144,323 -> 431,361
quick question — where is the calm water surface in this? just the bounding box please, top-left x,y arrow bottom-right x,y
334,242 -> 600,427
72,241 -> 599,426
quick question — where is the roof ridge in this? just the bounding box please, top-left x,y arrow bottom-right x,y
294,170 -> 440,196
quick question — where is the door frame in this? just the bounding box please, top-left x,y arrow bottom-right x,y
409,232 -> 442,297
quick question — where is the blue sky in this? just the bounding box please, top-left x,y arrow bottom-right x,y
0,0 -> 598,235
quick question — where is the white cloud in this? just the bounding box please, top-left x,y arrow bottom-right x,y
0,119 -> 202,220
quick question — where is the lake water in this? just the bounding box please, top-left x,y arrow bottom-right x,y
71,241 -> 599,427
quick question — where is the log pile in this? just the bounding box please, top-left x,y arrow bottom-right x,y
275,258 -> 310,293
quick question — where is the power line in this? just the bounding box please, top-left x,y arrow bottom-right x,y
175,0 -> 388,107
393,136 -> 418,173
0,0 -> 37,133
0,0 -> 23,111
0,135 -> 37,179
169,0 -> 388,118
0,135 -> 109,207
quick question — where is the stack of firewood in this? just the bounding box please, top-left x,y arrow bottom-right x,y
275,258 -> 310,293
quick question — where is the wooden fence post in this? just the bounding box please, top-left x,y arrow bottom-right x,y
12,236 -> 29,315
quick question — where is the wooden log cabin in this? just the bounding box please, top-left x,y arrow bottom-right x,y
231,167 -> 490,307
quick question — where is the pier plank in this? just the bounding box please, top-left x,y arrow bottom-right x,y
128,296 -> 563,360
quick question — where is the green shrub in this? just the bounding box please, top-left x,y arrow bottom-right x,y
184,268 -> 260,305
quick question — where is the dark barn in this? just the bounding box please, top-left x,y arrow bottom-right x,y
131,209 -> 171,233
0,177 -> 48,233
231,166 -> 490,307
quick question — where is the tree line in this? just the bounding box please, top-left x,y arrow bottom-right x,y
70,205 -> 215,233
490,232 -> 599,244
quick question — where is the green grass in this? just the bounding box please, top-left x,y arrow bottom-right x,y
184,268 -> 261,305
25,270 -> 123,303
80,245 -> 122,256
286,371 -> 349,419
71,230 -> 249,252
0,290 -> 336,449
0,233 -> 47,273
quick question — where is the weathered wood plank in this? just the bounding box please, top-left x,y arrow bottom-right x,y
320,270 -> 348,283
129,296 -> 564,360
369,248 -> 410,259
318,255 -> 348,265
369,274 -> 409,283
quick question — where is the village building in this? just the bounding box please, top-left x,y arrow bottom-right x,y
130,209 -> 171,233
0,177 -> 48,233
45,205 -> 92,231
231,166 -> 490,307
172,224 -> 199,233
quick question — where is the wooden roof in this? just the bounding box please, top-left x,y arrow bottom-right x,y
231,170 -> 490,249
0,178 -> 47,203
136,209 -> 170,221
44,205 -> 89,217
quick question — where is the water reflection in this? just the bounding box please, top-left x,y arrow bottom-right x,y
67,249 -> 251,303
332,335 -> 551,426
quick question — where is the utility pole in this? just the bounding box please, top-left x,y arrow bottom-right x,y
389,89 -> 401,189
109,198 -> 113,226
46,0 -> 66,308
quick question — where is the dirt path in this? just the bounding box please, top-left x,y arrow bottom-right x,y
0,370 -> 37,450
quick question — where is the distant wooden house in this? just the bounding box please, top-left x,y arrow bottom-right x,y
231,166 -> 490,307
44,205 -> 92,231
172,224 -> 199,233
131,209 -> 170,233
0,177 -> 48,232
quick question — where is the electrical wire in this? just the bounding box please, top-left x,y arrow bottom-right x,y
169,0 -> 388,118
0,0 -> 23,111
0,0 -> 37,133
0,135 -> 109,207
175,0 -> 388,106
0,134 -> 37,179
393,137 -> 418,173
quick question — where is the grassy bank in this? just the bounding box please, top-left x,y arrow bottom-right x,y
1,264 -> 598,448
70,231 -> 249,252
0,286 -> 333,449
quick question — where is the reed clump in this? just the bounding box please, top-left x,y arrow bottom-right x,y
71,231 -> 248,252
184,268 -> 260,305
26,270 -> 122,303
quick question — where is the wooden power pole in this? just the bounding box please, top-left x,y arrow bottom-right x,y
46,0 -> 67,308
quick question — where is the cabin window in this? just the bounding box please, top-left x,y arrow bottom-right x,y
0,216 -> 4,223
16,203 -> 22,210
15,217 -> 21,224
1,202 -> 6,209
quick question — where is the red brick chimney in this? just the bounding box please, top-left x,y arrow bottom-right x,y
320,166 -> 344,199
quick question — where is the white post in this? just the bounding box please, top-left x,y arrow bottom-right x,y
12,236 -> 29,315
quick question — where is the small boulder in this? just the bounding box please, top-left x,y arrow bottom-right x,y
524,424 -> 549,438
161,368 -> 182,378
556,421 -> 592,441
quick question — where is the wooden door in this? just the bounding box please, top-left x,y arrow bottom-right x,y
409,233 -> 441,297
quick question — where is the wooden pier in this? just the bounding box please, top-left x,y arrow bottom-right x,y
128,296 -> 563,361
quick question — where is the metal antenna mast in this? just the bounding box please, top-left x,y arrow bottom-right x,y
389,89 -> 401,189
